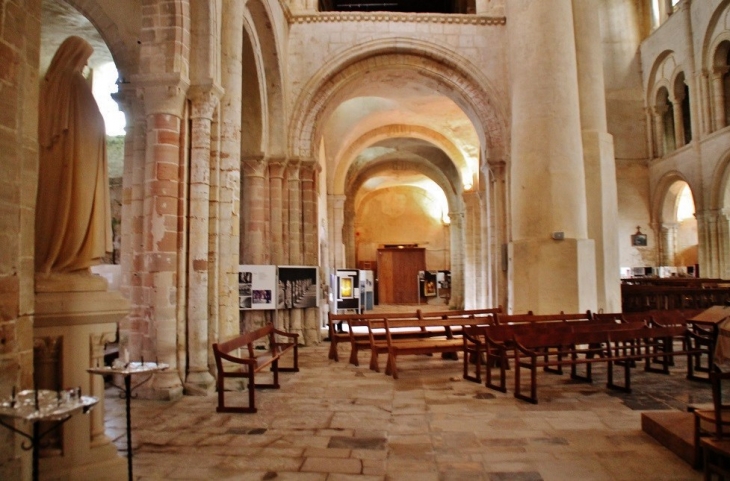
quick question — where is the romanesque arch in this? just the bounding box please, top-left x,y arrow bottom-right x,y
333,125 -> 467,195
244,0 -> 286,156
287,37 -> 508,164
62,0 -> 139,79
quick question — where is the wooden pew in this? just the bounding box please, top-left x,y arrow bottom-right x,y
368,308 -> 502,379
212,324 -> 299,413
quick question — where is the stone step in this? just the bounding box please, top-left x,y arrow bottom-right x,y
641,411 -> 697,467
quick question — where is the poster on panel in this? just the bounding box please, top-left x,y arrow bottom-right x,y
335,269 -> 360,312
238,265 -> 277,310
419,270 -> 438,297
277,266 -> 319,309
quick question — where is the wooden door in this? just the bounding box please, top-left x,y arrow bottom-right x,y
377,248 -> 425,304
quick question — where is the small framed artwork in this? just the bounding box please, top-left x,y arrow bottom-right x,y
631,227 -> 647,246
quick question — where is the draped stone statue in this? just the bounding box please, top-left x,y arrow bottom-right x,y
35,36 -> 112,274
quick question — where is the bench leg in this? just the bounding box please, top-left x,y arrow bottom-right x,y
464,347 -> 483,384
386,352 -> 398,379
486,348 -> 507,393
349,346 -> 360,366
514,354 -> 538,404
370,351 -> 380,372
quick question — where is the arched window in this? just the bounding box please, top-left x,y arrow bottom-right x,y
711,41 -> 730,131
673,72 -> 691,147
655,87 -> 676,156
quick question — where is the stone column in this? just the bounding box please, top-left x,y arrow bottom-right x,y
485,160 -> 508,310
463,191 -> 480,309
241,156 -> 268,333
573,0 -> 620,312
711,68 -> 728,132
185,86 -> 221,394
449,211 -> 466,309
241,156 -> 268,263
138,81 -> 188,399
654,106 -> 667,158
672,92 -> 686,148
343,198 -> 356,268
116,84 -> 147,354
269,159 -> 286,265
287,162 -> 304,339
703,211 -> 719,279
301,161 -> 321,345
701,69 -> 713,135
507,0 -> 596,314
660,222 -> 678,266
219,0 -> 244,339
720,211 -> 730,279
330,195 -> 346,270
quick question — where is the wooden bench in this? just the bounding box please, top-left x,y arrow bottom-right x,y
329,308 -> 502,367
372,309 -> 501,379
478,320 -> 621,392
212,324 -> 299,413
510,323 -> 710,404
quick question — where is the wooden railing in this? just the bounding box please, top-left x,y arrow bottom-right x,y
621,279 -> 730,312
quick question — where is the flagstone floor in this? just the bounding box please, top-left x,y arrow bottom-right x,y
103,318 -> 711,480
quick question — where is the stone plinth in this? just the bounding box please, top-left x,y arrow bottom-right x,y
34,273 -> 128,481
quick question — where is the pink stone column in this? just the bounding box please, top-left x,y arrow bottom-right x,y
116,84 -> 147,357
241,156 -> 268,333
269,159 -> 286,266
139,84 -> 187,399
185,87 -> 221,394
286,162 -> 304,340
301,161 -> 321,345
241,156 -> 268,264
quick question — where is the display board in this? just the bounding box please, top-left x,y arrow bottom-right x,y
419,270 -> 438,297
335,269 -> 360,312
238,265 -> 277,310
277,266 -> 319,309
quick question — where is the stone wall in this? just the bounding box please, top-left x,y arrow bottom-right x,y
0,0 -> 41,479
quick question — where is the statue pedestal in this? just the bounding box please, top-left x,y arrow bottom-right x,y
34,273 -> 129,481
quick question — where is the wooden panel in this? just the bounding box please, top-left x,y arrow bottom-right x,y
377,248 -> 425,304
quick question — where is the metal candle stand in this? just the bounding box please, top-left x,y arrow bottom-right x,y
87,358 -> 168,481
0,388 -> 98,481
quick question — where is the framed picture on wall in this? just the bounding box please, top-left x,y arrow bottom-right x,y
631,227 -> 647,246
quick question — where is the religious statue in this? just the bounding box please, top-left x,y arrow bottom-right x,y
35,36 -> 112,275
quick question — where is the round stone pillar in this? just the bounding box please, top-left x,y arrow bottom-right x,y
507,0 -> 596,314
269,159 -> 287,265
184,86 -> 221,394
712,69 -> 728,132
573,0 -> 620,312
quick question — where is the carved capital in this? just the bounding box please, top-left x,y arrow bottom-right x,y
189,83 -> 224,120
268,157 -> 287,178
242,155 -> 267,177
134,74 -> 190,117
287,161 -> 301,180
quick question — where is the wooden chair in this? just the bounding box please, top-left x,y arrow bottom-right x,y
694,364 -> 730,469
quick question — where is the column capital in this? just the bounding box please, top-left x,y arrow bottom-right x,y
134,74 -> 190,117
188,83 -> 224,120
268,157 -> 287,178
287,161 -> 301,180
330,194 -> 346,209
242,155 -> 267,177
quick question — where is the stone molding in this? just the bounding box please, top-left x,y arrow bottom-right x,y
289,12 -> 505,26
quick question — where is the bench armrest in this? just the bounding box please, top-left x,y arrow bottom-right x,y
271,327 -> 299,341
215,350 -> 257,366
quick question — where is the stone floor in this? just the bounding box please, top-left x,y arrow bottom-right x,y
101,326 -> 716,481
